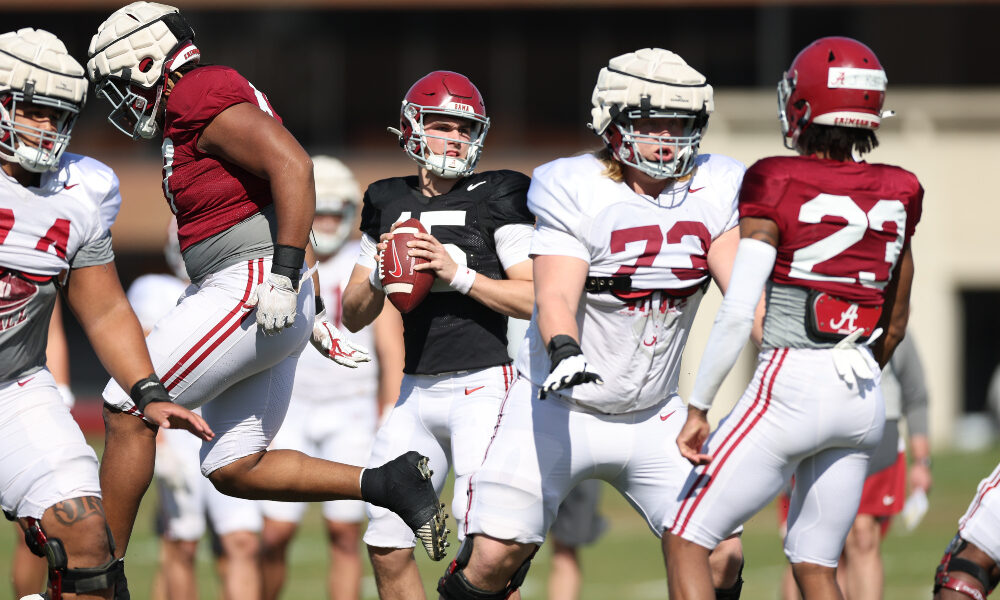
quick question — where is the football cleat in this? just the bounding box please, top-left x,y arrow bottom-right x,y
361,451 -> 450,560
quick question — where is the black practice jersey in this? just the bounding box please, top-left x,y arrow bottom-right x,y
361,169 -> 532,375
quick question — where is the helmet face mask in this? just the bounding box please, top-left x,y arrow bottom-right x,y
0,28 -> 87,173
591,48 -> 714,181
311,155 -> 360,256
777,36 -> 887,151
606,107 -> 708,180
394,71 -> 490,179
87,2 -> 199,141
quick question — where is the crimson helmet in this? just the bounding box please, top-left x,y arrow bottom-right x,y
778,37 -> 887,150
389,71 -> 489,179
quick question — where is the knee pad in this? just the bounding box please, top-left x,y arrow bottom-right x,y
715,560 -> 744,600
22,518 -> 129,600
437,536 -> 533,600
934,533 -> 998,600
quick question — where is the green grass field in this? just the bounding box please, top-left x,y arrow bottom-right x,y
2,444 -> 997,599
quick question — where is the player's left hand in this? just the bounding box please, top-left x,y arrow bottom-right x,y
541,354 -> 603,398
144,401 -> 214,441
311,309 -> 372,368
677,407 -> 712,466
247,273 -> 298,335
407,232 -> 458,281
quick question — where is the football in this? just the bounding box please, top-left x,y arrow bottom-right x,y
381,218 -> 435,313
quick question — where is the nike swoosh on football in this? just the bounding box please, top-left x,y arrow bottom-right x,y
64,183 -> 79,190
465,386 -> 485,395
660,410 -> 676,421
388,241 -> 404,278
467,181 -> 486,191
17,377 -> 35,387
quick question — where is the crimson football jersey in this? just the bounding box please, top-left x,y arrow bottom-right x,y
739,155 -> 922,305
161,65 -> 280,250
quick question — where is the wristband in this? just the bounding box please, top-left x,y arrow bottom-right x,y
449,266 -> 477,295
315,295 -> 325,317
271,244 -> 305,291
129,374 -> 172,412
368,266 -> 384,292
547,334 -> 583,369
914,457 -> 932,468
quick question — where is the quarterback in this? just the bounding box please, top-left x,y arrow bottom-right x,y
666,37 -> 922,600
341,70 -> 534,599
85,1 -> 447,566
438,49 -> 754,600
0,28 -> 209,600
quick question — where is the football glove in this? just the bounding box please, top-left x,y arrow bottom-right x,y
831,329 -> 875,389
311,300 -> 372,368
540,334 -> 603,399
248,272 -> 299,336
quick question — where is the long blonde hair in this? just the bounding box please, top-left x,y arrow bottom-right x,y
593,147 -> 625,182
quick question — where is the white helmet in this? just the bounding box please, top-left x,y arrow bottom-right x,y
86,2 -> 200,140
0,29 -> 87,173
311,155 -> 361,256
590,48 -> 713,180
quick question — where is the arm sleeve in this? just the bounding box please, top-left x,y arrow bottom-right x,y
356,233 -> 378,270
893,335 -> 930,437
494,223 -> 533,270
688,238 -> 777,410
527,165 -> 590,262
70,233 -> 115,269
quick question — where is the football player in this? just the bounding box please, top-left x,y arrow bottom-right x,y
85,1 -> 447,566
438,48 -> 754,600
666,37 -> 922,600
934,463 -> 1000,600
124,226 -> 264,600
259,156 -> 404,600
0,27 -> 211,600
340,70 -> 534,600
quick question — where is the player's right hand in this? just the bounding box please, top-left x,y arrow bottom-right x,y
248,272 -> 299,335
144,401 -> 214,441
541,354 -> 603,398
677,407 -> 712,466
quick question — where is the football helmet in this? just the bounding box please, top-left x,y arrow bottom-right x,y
311,155 -> 361,256
778,36 -> 887,150
86,2 -> 200,140
0,29 -> 87,173
590,48 -> 713,180
389,71 -> 490,179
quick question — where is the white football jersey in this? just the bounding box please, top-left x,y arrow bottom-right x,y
126,273 -> 190,332
516,153 -> 744,414
293,239 -> 377,404
0,153 -> 122,381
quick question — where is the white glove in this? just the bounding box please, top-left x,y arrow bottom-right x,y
311,308 -> 372,368
56,383 -> 75,409
831,329 -> 875,389
247,273 -> 298,336
541,354 -> 603,398
153,440 -> 189,492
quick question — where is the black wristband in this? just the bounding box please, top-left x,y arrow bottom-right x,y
271,244 -> 305,291
315,295 -> 325,316
129,374 -> 171,412
547,334 -> 583,370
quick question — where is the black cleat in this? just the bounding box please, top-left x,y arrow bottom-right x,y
361,451 -> 450,560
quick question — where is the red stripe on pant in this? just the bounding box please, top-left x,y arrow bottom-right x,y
961,467 -> 1000,527
161,259 -> 262,392
672,348 -> 788,536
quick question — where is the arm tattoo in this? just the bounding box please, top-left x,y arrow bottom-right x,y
52,497 -> 105,527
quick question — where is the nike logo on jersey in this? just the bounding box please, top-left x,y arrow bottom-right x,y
64,183 -> 79,190
689,187 -> 704,193
467,181 -> 486,192
660,410 -> 676,421
17,377 -> 35,387
465,386 -> 485,395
